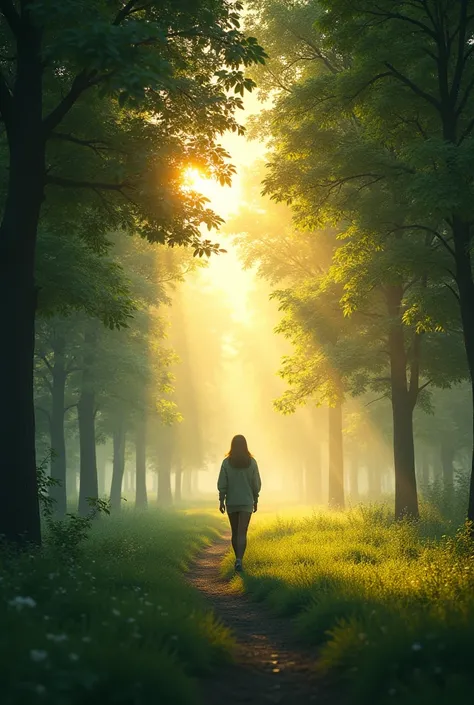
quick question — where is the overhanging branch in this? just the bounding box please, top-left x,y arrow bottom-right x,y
384,61 -> 441,111
45,174 -> 130,192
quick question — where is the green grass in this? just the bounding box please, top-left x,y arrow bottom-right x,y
228,504 -> 474,705
0,509 -> 232,705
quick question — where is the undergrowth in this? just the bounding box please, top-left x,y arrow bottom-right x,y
229,504 -> 474,705
0,509 -> 232,705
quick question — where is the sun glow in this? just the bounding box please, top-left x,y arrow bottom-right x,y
182,166 -> 240,220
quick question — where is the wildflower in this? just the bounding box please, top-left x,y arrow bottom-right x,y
127,617 -> 136,623
411,643 -> 422,652
162,612 -> 169,617
9,596 -> 36,609
82,637 -> 91,643
30,650 -> 48,663
69,653 -> 79,662
112,609 -> 121,617
46,634 -> 68,643
144,601 -> 152,606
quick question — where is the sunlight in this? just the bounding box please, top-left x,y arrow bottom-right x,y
182,166 -> 240,220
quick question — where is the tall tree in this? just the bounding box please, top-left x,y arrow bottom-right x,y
316,0 -> 474,520
0,0 -> 265,545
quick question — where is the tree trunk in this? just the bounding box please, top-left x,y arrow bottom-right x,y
77,327 -> 99,516
0,20 -> 45,546
192,470 -> 199,496
96,444 -> 106,497
67,466 -> 78,506
110,415 -> 126,512
451,218 -> 474,525
349,449 -> 359,503
174,461 -> 182,503
135,419 -> 148,509
440,441 -> 455,497
328,403 -> 344,508
77,389 -> 98,515
49,335 -> 67,516
158,466 -> 173,506
387,285 -> 419,520
421,451 -> 431,488
183,470 -> 192,498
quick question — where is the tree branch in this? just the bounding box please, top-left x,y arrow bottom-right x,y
408,332 -> 422,407
42,70 -> 98,136
418,379 -> 432,392
50,131 -> 113,157
45,174 -> 130,192
383,61 -> 441,111
388,223 -> 455,257
450,0 -> 469,105
38,353 -> 53,373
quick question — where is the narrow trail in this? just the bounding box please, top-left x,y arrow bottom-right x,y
188,534 -> 337,705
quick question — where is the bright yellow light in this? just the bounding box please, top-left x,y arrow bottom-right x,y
182,167 -> 239,219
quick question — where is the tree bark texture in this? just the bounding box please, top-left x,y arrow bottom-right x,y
0,17 -> 44,546
387,285 -> 419,520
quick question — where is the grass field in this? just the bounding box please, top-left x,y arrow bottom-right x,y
226,503 -> 474,704
0,509 -> 231,705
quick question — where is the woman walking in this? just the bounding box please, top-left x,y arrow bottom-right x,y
217,434 -> 261,572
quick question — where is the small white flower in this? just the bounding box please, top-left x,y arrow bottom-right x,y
412,643 -> 422,652
82,636 -> 92,643
112,609 -> 121,617
127,617 -> 136,623
46,634 -> 68,643
9,596 -> 36,609
30,650 -> 48,663
69,653 -> 79,662
144,601 -> 152,606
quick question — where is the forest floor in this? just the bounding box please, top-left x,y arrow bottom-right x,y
188,533 -> 338,705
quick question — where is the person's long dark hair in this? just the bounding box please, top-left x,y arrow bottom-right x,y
226,434 -> 252,469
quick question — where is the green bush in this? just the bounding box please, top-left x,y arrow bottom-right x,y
0,510 -> 232,705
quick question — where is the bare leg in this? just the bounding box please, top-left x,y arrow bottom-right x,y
236,512 -> 252,560
228,512 -> 239,558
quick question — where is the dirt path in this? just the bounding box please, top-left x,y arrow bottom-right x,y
188,534 -> 337,705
